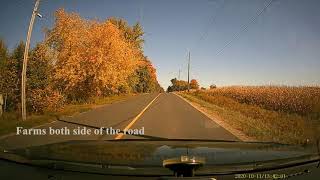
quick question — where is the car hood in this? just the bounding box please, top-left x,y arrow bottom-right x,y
1,140 -> 318,167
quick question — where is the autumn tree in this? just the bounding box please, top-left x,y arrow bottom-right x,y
210,84 -> 217,89
46,9 -> 139,100
167,78 -> 189,92
0,10 -> 162,113
190,79 -> 199,89
167,78 -> 201,92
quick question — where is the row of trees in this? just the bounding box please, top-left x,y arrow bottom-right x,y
166,78 -> 217,92
0,40 -> 25,111
0,9 -> 162,113
167,78 -> 199,92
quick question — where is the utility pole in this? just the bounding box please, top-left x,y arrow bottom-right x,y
187,51 -> 190,92
178,69 -> 181,80
21,0 -> 41,121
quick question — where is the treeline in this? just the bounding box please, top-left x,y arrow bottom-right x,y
167,78 -> 199,92
0,9 -> 162,113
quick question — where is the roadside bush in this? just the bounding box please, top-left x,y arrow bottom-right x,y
28,87 -> 65,113
210,84 -> 216,89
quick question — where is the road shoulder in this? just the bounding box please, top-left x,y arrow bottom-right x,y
173,92 -> 256,142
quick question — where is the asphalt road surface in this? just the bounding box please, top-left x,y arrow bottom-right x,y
0,93 -> 238,149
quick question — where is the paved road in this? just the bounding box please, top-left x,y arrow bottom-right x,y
0,93 -> 238,149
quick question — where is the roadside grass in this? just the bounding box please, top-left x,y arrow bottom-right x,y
0,113 -> 53,137
0,94 -> 135,136
179,91 -> 319,145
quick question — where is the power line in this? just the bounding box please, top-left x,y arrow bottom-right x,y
175,0 -> 226,83
215,0 -> 276,57
187,51 -> 190,92
197,0 -> 226,44
178,0 -> 226,84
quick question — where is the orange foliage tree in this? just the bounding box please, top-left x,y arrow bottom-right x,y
190,79 -> 199,89
46,9 -> 146,100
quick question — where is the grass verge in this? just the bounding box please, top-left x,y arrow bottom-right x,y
0,94 -> 135,137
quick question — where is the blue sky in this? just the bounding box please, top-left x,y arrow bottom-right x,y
0,0 -> 319,89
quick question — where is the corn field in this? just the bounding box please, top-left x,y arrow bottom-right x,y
200,86 -> 320,117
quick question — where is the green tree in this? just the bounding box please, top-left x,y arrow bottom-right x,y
0,39 -> 9,110
128,59 -> 162,93
108,17 -> 145,50
0,41 -> 25,111
0,39 -> 8,67
27,43 -> 52,90
12,41 -> 25,78
26,43 -> 64,113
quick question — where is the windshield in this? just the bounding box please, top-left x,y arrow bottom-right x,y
0,0 -> 319,175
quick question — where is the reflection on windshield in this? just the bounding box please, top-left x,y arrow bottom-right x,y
4,141 -> 319,166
